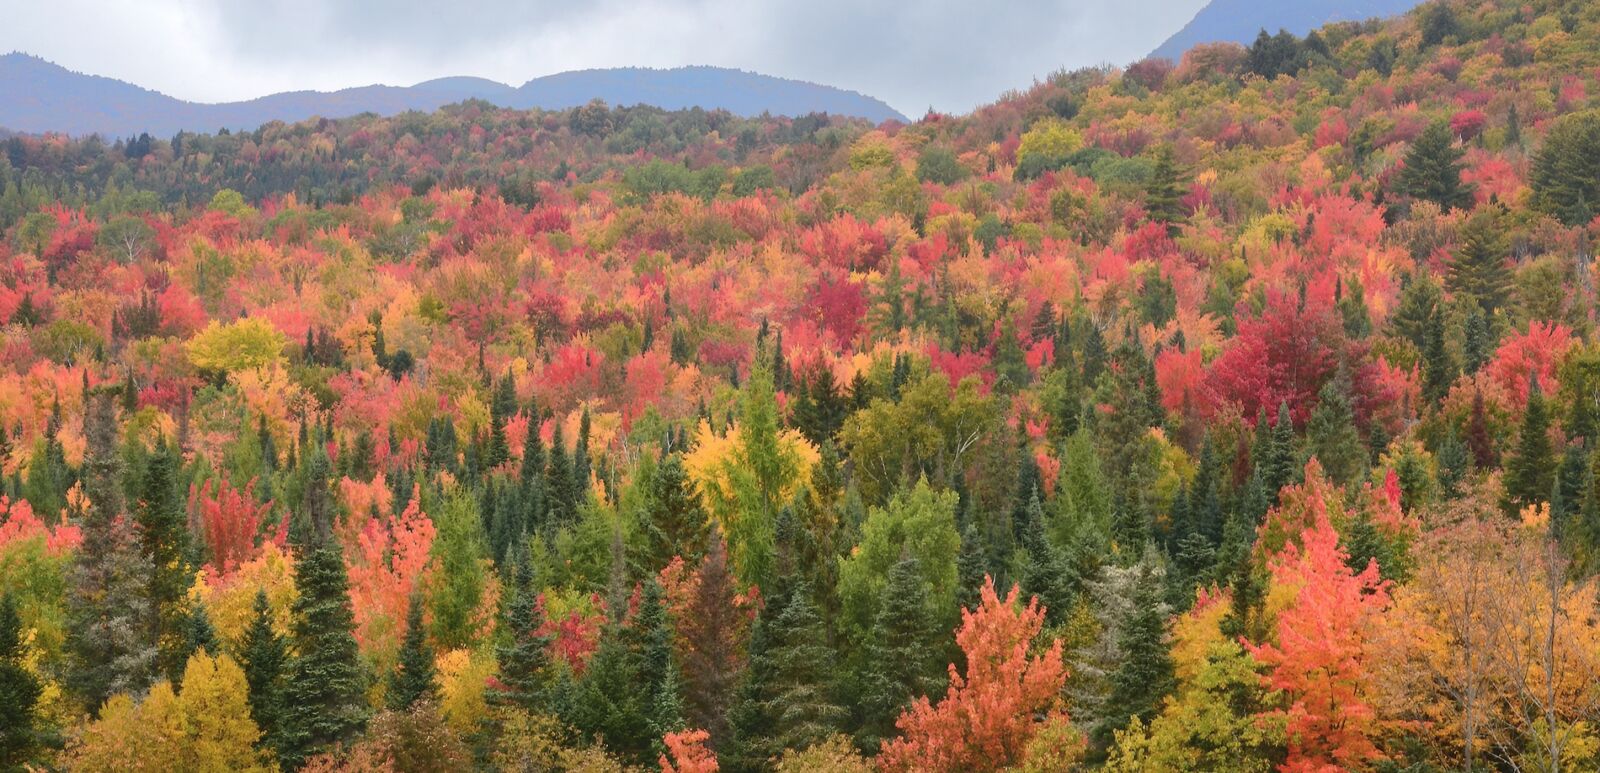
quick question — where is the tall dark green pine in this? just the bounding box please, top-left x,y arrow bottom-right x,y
280,529 -> 369,769
1189,437 -> 1225,545
854,555 -> 945,752
136,442 -> 193,683
490,550 -> 552,712
1421,303 -> 1457,404
644,454 -> 710,572
388,594 -> 436,711
1394,121 -> 1473,210
0,595 -> 41,770
1018,493 -> 1073,625
1145,145 -> 1187,236
545,422 -> 576,526
574,408 -> 592,500
1307,376 -> 1367,485
240,589 -> 287,753
634,580 -> 684,741
65,387 -> 157,713
762,587 -> 846,757
1447,209 -> 1512,314
1506,377 -> 1554,512
486,373 -> 517,469
1097,554 -> 1176,748
955,522 -> 989,615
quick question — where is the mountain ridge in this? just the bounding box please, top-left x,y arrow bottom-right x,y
0,52 -> 908,137
1149,0 -> 1426,61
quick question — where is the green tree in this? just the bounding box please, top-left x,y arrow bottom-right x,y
1393,122 -> 1472,211
280,538 -> 369,768
1447,209 -> 1512,314
136,442 -> 192,683
428,487 -> 488,650
1531,110 -> 1600,226
837,478 -> 961,644
388,594 -> 436,711
1506,377 -> 1554,512
1144,145 -> 1187,236
0,595 -> 42,770
642,454 -> 709,572
854,555 -> 945,752
1306,375 -> 1366,485
490,549 -> 552,712
1098,553 -> 1176,750
238,590 -> 287,754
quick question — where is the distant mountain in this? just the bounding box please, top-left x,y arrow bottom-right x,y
1150,0 -> 1425,62
0,53 -> 908,138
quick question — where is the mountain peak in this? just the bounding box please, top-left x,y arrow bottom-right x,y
1150,0 -> 1426,61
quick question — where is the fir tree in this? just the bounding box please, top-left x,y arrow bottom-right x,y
1506,376 -> 1554,511
1145,145 -> 1187,236
65,387 -> 157,713
643,454 -> 710,571
1421,302 -> 1457,404
491,549 -> 552,712
1531,109 -> 1600,226
240,590 -> 287,754
854,555 -> 945,752
1307,375 -> 1367,485
136,442 -> 193,683
0,595 -> 41,770
1394,121 -> 1473,210
280,537 -> 369,768
388,594 -> 436,711
763,587 -> 847,757
1097,553 -> 1175,749
1447,208 -> 1513,313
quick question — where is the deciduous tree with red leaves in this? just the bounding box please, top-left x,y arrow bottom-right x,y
190,477 -> 272,577
878,577 -> 1069,772
1246,511 -> 1391,773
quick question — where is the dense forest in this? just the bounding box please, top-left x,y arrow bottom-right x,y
4,0 -> 1600,770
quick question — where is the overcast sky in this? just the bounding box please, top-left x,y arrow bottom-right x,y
2,0 -> 1209,116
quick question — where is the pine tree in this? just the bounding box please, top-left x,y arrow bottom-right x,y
1097,553 -> 1175,750
0,595 -> 41,770
1422,302 -> 1457,403
545,421 -> 576,526
388,594 -> 436,711
955,522 -> 989,614
280,537 -> 369,768
1017,492 -> 1074,624
1531,109 -> 1600,226
1145,145 -> 1187,236
679,535 -> 744,747
1506,377 -> 1554,511
633,580 -> 684,742
764,587 -> 847,756
1447,208 -> 1512,313
644,454 -> 710,571
137,442 -> 193,683
65,387 -> 158,713
491,549 -> 553,712
239,589 -> 286,754
854,555 -> 945,752
1307,376 -> 1367,485
1394,121 -> 1472,210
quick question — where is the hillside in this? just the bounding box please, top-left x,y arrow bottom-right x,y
6,0 -> 1600,770
0,52 -> 907,137
1150,0 -> 1426,60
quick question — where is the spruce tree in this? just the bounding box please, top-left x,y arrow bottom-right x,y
1307,376 -> 1367,485
240,589 -> 287,754
1145,145 -> 1187,236
1506,377 -> 1554,511
388,594 -> 436,711
1531,109 -> 1600,225
1097,553 -> 1175,750
644,453 -> 710,571
854,555 -> 944,752
679,536 -> 743,746
280,533 -> 368,768
1447,209 -> 1513,314
0,595 -> 41,770
65,387 -> 157,713
491,549 -> 552,712
763,587 -> 847,757
1422,302 -> 1457,404
1394,121 -> 1473,210
136,442 -> 193,683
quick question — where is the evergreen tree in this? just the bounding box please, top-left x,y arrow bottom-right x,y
1467,389 -> 1498,469
239,590 -> 287,754
0,595 -> 41,770
854,555 -> 944,752
388,594 -> 436,711
1421,302 -> 1456,404
1447,208 -> 1513,314
1531,109 -> 1600,225
1097,552 -> 1175,750
136,442 -> 193,683
65,387 -> 157,713
643,453 -> 710,571
491,549 -> 552,712
1506,377 -> 1554,511
280,537 -> 368,768
955,522 -> 989,614
1145,145 -> 1187,236
679,535 -> 744,746
763,587 -> 847,757
545,422 -> 576,526
1307,375 -> 1367,485
1394,121 -> 1472,210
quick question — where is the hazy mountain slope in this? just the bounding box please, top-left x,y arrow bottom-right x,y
0,53 -> 906,137
1150,0 -> 1425,61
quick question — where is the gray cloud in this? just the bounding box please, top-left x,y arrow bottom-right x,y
1,0 -> 1207,115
